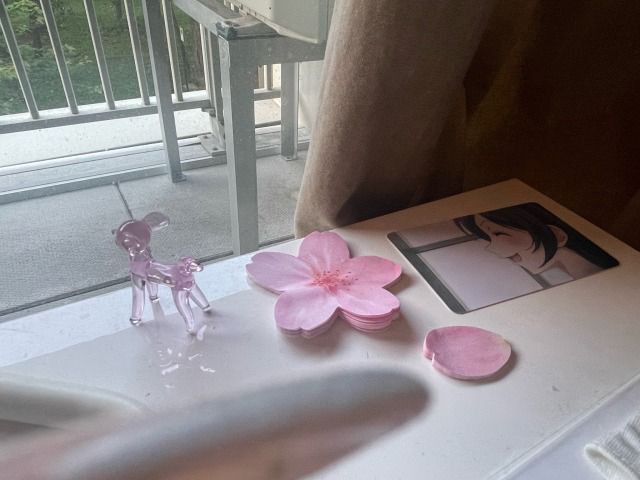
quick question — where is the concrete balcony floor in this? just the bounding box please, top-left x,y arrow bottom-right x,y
0,150 -> 306,317
0,98 -> 306,317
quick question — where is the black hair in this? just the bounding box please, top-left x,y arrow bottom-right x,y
454,203 -> 618,269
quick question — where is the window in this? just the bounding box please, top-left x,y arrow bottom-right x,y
0,0 -> 326,317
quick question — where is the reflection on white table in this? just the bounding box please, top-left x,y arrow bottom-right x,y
1,180 -> 640,479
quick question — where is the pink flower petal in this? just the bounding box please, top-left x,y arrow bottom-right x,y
423,326 -> 511,380
336,284 -> 400,317
246,252 -> 313,293
340,256 -> 402,287
298,231 -> 350,273
274,286 -> 339,335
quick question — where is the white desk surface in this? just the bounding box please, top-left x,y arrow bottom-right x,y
2,179 -> 640,479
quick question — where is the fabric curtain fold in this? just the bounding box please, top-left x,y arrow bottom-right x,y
294,0 -> 496,235
295,0 -> 640,251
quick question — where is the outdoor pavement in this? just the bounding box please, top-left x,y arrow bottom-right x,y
0,151 -> 306,316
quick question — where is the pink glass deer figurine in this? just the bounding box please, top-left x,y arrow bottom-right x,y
114,212 -> 211,334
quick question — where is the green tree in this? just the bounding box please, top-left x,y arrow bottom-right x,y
0,0 -> 205,116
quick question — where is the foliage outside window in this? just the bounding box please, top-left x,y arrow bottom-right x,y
0,0 -> 205,115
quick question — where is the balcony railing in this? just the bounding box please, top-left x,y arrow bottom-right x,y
0,0 -> 278,135
1,0 -> 324,258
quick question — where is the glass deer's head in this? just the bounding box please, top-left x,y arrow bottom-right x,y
114,212 -> 170,254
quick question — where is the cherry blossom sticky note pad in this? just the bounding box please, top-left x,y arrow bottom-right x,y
246,231 -> 402,338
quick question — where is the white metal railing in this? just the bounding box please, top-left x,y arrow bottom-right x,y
124,0 -> 150,105
0,0 -> 39,119
0,0 -> 278,136
1,0 -> 319,260
0,0 -> 207,134
83,0 -> 115,110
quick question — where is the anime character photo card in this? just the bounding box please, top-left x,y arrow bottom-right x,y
388,202 -> 619,313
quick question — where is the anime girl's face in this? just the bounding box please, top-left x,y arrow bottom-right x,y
473,215 -> 556,274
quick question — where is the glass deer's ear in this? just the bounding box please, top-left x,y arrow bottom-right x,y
142,212 -> 170,231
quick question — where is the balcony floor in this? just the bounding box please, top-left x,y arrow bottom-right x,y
0,151 -> 306,317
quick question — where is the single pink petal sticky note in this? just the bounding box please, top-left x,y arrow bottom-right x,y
423,326 -> 511,380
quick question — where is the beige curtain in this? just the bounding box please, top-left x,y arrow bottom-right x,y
295,0 -> 640,251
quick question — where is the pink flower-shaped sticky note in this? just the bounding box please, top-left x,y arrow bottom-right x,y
423,326 -> 511,380
246,231 -> 402,338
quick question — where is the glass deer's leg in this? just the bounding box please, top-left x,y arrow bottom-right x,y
189,284 -> 211,312
173,289 -> 196,334
147,281 -> 159,303
130,274 -> 146,326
